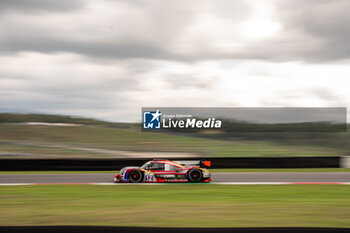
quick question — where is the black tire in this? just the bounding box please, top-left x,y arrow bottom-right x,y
128,170 -> 143,183
188,169 -> 203,183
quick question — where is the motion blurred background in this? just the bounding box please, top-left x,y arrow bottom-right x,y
0,0 -> 350,230
0,0 -> 349,160
0,111 -> 349,159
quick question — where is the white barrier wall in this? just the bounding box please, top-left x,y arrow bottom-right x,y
340,156 -> 350,168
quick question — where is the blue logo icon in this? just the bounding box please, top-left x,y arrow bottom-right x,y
143,110 -> 161,129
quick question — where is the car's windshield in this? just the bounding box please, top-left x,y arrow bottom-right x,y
141,162 -> 164,170
140,162 -> 150,170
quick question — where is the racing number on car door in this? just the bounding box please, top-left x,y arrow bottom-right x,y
145,174 -> 154,181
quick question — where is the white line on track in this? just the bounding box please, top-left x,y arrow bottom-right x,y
0,182 -> 350,185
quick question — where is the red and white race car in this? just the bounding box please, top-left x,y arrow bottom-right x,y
113,159 -> 211,183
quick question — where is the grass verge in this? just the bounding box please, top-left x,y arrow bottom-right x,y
0,125 -> 344,158
0,185 -> 349,227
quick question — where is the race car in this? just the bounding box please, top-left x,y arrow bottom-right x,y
113,159 -> 211,183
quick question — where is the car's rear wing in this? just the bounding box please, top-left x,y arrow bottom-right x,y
173,160 -> 211,168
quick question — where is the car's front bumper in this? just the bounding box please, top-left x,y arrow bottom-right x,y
113,174 -> 122,183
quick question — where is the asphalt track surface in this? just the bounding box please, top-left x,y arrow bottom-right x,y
0,172 -> 350,184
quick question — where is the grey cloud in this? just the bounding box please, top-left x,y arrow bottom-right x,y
0,0 -> 84,13
0,38 -> 172,60
266,0 -> 350,62
1,0 -> 349,62
0,0 -> 250,61
261,87 -> 347,108
309,87 -> 345,105
183,0 -> 350,63
0,76 -> 140,120
2,0 -> 350,121
163,74 -> 217,89
0,53 -> 144,121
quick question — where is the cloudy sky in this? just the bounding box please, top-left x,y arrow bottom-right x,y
0,0 -> 349,122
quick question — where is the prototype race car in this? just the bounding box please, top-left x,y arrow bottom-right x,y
113,159 -> 211,183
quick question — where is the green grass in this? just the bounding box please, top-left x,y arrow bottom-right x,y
1,168 -> 350,174
0,185 -> 349,227
0,125 -> 343,158
0,143 -> 102,158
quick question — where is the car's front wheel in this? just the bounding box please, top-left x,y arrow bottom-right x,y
188,169 -> 203,183
128,170 -> 143,183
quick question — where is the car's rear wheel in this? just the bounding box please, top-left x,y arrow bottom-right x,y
128,170 -> 143,183
188,169 -> 203,183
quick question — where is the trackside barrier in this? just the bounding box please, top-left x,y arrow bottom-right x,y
340,156 -> 350,168
0,157 -> 341,171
